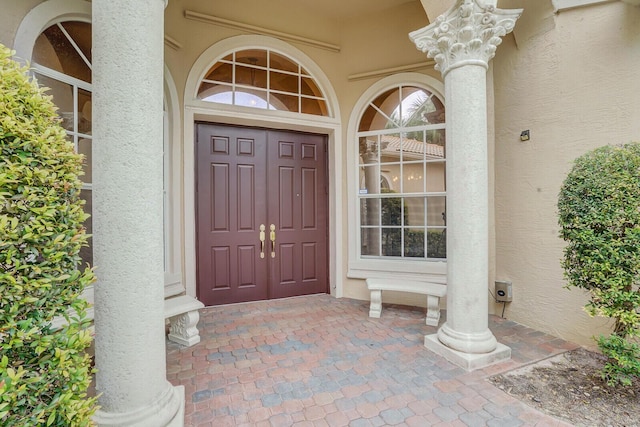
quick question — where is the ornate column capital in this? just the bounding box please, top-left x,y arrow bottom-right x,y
409,0 -> 522,76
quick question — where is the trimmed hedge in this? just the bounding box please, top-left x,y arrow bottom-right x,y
0,44 -> 97,425
558,143 -> 640,386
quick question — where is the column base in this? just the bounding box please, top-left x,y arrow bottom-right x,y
425,334 -> 511,371
93,384 -> 184,427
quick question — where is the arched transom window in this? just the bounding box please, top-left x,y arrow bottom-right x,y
357,85 -> 446,260
197,48 -> 329,116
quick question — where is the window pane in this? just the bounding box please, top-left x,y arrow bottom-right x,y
361,227 -> 380,256
270,52 -> 298,73
359,137 -> 379,165
203,62 -> 233,83
270,92 -> 298,112
404,197 -> 425,227
301,77 -> 321,97
270,71 -> 298,94
198,81 -> 231,102
235,90 -> 270,109
359,165 -> 382,195
381,228 -> 401,256
381,197 -> 402,226
78,138 -> 92,184
426,161 -> 446,192
380,133 -> 400,165
403,163 -> 424,193
427,228 -> 446,259
77,89 -> 91,135
34,73 -> 74,131
424,97 -> 446,124
404,229 -> 425,258
236,49 -> 267,67
427,196 -> 446,226
236,65 -> 267,89
360,199 -> 380,226
79,189 -> 93,267
301,97 -> 327,116
427,129 -> 446,151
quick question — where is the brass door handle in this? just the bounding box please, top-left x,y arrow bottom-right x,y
269,224 -> 276,258
259,224 -> 266,259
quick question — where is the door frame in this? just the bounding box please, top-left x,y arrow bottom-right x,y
183,107 -> 342,300
183,35 -> 343,301
194,123 -> 330,304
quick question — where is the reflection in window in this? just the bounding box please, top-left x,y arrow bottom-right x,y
358,85 -> 446,260
197,48 -> 329,116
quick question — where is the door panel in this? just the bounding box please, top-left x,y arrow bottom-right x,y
268,131 -> 327,300
196,124 -> 328,305
197,125 -> 268,306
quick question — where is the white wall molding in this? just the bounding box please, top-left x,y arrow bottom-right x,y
184,10 -> 341,53
552,0 -> 615,12
347,60 -> 436,81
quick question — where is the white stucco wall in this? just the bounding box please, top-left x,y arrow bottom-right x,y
493,0 -> 640,347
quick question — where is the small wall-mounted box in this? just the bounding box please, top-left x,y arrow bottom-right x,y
495,281 -> 513,302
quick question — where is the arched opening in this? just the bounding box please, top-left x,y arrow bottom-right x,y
182,35 -> 342,299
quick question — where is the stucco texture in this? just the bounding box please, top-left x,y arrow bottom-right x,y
492,0 -> 640,347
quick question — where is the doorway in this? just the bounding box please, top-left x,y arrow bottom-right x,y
196,123 -> 329,305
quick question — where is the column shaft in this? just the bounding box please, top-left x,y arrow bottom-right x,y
92,0 -> 183,425
437,64 -> 496,354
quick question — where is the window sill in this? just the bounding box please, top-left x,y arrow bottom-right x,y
348,258 -> 446,283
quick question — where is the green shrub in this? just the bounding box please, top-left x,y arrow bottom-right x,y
0,44 -> 96,425
558,142 -> 640,386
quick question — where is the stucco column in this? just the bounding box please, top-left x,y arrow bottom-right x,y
410,0 -> 521,370
92,0 -> 184,425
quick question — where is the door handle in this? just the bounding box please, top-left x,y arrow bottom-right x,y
269,224 -> 276,258
259,224 -> 266,259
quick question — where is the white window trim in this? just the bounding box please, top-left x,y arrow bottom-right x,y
163,66 -> 185,297
347,73 -> 447,283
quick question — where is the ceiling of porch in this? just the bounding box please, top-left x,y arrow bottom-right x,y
293,0 -> 420,19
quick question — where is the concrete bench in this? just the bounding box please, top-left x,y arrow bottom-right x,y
366,278 -> 446,326
164,295 -> 205,347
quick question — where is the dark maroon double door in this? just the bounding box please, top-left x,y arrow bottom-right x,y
196,123 -> 328,306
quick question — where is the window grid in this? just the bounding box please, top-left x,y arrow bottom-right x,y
198,48 -> 328,115
357,85 -> 446,261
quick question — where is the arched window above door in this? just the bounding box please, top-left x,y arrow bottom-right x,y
197,48 -> 329,116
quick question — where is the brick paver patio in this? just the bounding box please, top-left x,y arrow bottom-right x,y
166,294 -> 578,426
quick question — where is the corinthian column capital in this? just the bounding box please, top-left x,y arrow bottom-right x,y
409,0 -> 522,76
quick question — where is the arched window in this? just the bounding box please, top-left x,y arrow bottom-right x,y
31,21 -> 94,266
357,84 -> 446,260
197,48 -> 329,116
29,18 -> 181,290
